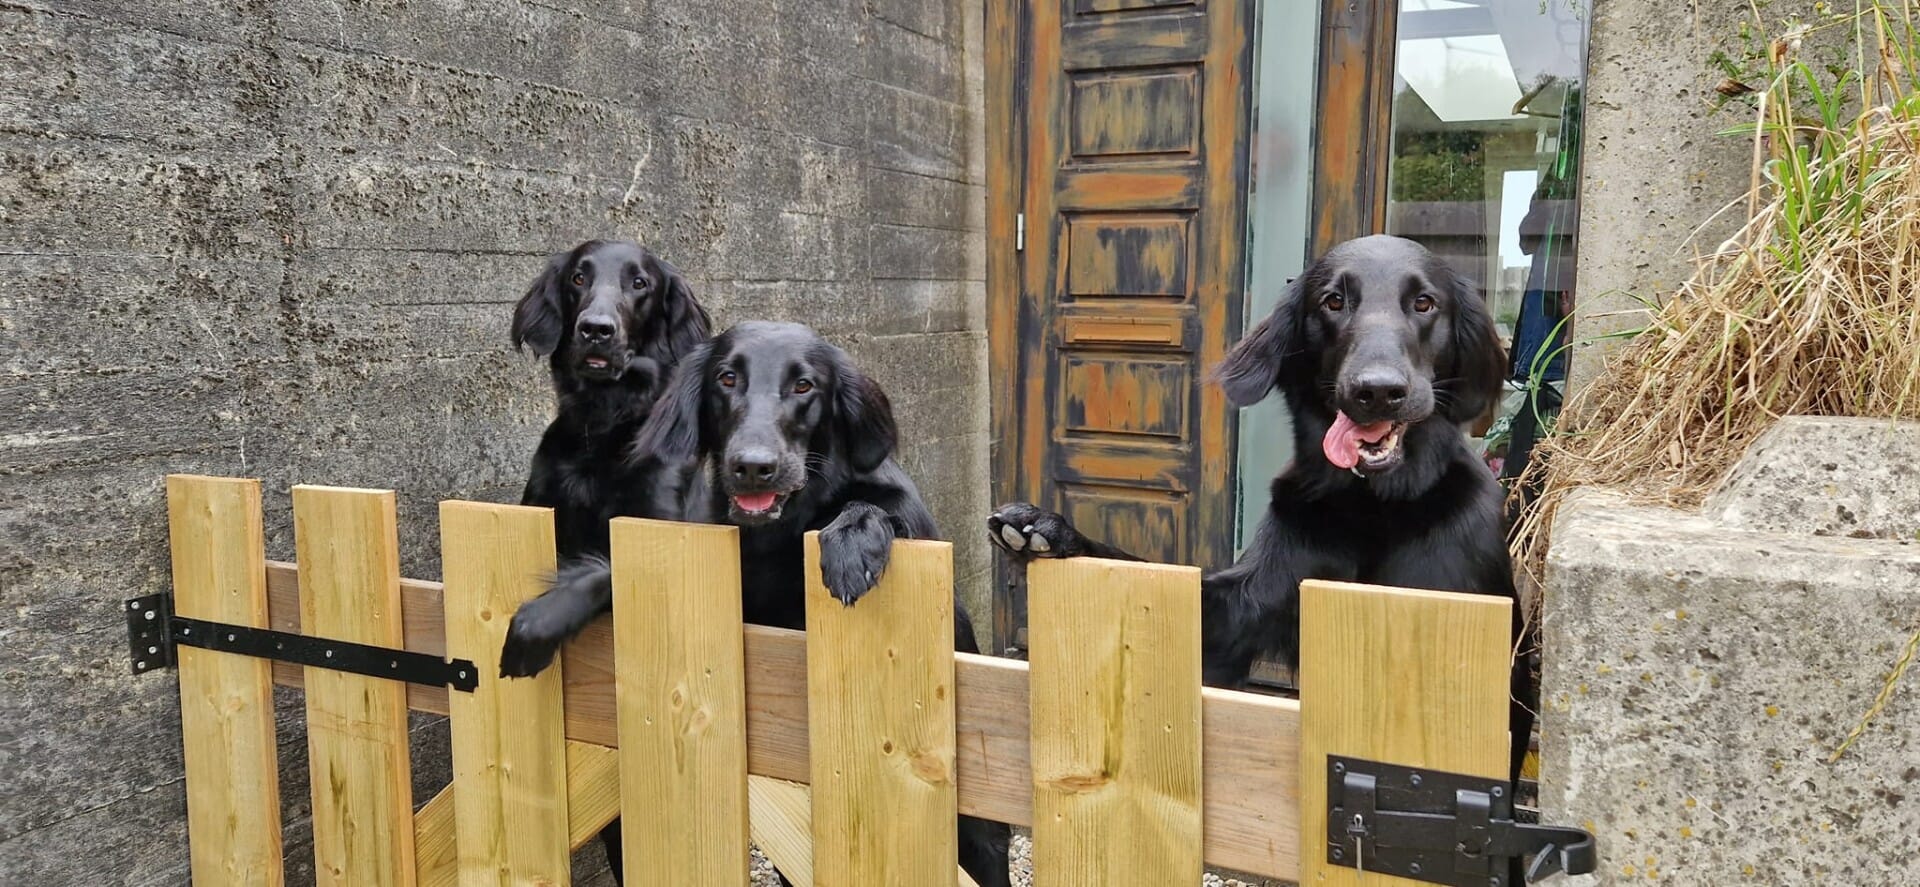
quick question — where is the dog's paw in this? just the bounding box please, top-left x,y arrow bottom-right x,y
499,598 -> 568,678
819,502 -> 895,607
986,502 -> 1080,559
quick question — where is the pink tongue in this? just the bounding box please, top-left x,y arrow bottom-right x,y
733,492 -> 778,513
1322,411 -> 1395,470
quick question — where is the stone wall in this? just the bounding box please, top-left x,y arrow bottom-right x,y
1568,0 -> 1754,385
0,1 -> 987,883
1542,417 -> 1920,883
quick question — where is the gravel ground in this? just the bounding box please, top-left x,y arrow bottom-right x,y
734,830 -> 1287,887
580,829 -> 1287,885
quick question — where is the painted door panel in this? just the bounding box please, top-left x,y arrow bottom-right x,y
991,0 -> 1252,651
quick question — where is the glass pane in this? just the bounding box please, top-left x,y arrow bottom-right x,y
1235,0 -> 1321,553
1385,0 -> 1589,481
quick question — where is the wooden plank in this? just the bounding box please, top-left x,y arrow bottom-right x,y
748,776 -> 815,887
166,475 -> 285,886
414,738 -> 624,887
1028,557 -> 1203,887
566,740 -> 621,848
1296,580 -> 1512,886
611,518 -> 749,887
804,534 -> 957,887
262,561 -> 1301,878
745,776 -> 983,887
414,787 -> 456,887
293,484 -> 417,887
440,500 -> 570,886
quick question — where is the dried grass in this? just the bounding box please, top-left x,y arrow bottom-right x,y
1509,3 -> 1920,758
1511,14 -> 1920,586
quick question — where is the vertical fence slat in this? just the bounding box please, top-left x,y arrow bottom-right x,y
441,501 -> 569,886
1028,557 -> 1203,886
612,518 -> 749,887
1297,579 -> 1512,886
167,474 -> 286,886
293,484 -> 418,887
804,533 -> 958,887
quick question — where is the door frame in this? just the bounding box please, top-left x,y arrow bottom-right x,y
983,0 -> 1026,652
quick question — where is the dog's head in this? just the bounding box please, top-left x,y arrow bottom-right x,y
634,321 -> 897,525
1215,234 -> 1504,476
511,239 -> 712,383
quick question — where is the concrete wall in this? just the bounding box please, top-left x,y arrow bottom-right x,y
1568,0 -> 1754,385
1542,418 -> 1920,884
0,1 -> 987,883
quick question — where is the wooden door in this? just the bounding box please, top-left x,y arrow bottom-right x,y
988,0 -> 1253,651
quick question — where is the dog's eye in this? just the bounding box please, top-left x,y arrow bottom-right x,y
632,276 -> 648,290
718,370 -> 738,389
1413,293 -> 1438,314
570,272 -> 586,287
792,379 -> 814,395
1320,293 -> 1346,312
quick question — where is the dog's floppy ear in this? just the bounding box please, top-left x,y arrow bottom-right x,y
633,342 -> 714,463
829,347 -> 898,473
511,253 -> 569,356
1442,274 -> 1507,423
1214,277 -> 1304,407
649,255 -> 713,363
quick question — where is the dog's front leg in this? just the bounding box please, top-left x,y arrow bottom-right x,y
985,502 -> 1143,562
499,556 -> 613,677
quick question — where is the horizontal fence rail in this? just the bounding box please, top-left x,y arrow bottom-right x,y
157,474 -> 1520,886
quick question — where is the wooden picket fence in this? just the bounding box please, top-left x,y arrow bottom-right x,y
159,474 -> 1514,886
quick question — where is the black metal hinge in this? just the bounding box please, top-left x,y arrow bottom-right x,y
1327,755 -> 1597,886
127,592 -> 479,692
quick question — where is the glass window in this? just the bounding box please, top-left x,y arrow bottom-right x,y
1236,0 -> 1321,553
1386,0 -> 1589,481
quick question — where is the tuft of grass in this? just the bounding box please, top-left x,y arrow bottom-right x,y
1511,0 -> 1920,758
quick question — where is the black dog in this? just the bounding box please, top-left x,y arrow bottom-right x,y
550,321 -> 1012,887
502,239 -> 711,676
989,235 -> 1532,783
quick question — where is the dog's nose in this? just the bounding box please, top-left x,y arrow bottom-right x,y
577,317 -> 617,344
1349,369 -> 1409,408
729,450 -> 779,484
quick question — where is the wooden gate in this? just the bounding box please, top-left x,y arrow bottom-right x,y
154,473 -> 1519,885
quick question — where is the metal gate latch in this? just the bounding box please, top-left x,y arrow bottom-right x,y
1326,756 -> 1596,885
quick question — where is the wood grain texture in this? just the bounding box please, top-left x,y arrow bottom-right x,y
804,533 -> 957,887
611,518 -> 749,887
166,475 -> 285,887
413,739 -> 623,887
1296,580 -> 1512,887
748,776 -> 815,887
439,500 -> 569,886
1028,557 -> 1203,887
292,484 -> 417,886
1310,0 -> 1398,255
995,0 -> 1254,654
745,776 -> 983,887
565,739 -> 621,848
984,0 -> 1025,652
413,786 -> 456,887
262,562 -> 1301,878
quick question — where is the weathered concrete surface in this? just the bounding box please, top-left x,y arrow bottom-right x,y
1569,0 -> 1754,386
1542,417 -> 1920,884
0,1 -> 987,883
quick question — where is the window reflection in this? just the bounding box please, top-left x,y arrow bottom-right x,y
1386,0 -> 1588,481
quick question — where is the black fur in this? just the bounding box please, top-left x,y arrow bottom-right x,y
555,321 -> 1011,887
989,235 -> 1533,787
502,239 -> 711,678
